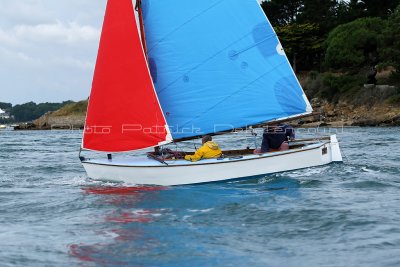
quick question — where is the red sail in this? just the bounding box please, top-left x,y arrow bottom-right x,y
82,0 -> 170,152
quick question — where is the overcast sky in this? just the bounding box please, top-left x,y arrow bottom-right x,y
1,0 -> 264,105
0,0 -> 107,104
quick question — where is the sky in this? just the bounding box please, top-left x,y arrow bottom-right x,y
0,0 -> 107,105
0,0 -> 264,105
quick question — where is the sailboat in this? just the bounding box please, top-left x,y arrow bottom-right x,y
80,0 -> 343,186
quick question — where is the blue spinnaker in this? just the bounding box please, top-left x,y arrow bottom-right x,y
142,0 -> 312,140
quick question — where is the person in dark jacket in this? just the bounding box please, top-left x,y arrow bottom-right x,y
254,124 -> 295,153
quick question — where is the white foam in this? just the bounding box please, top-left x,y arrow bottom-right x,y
188,208 -> 214,213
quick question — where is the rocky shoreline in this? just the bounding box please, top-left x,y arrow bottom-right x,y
14,112 -> 85,130
13,105 -> 400,131
301,84 -> 400,127
14,101 -> 87,130
13,84 -> 400,131
289,102 -> 399,128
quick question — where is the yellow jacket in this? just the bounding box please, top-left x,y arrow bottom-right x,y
184,141 -> 222,162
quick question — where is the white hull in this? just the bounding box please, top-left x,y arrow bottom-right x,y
82,135 -> 342,186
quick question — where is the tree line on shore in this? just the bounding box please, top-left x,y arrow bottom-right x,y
0,101 -> 73,123
262,0 -> 400,73
261,0 -> 400,104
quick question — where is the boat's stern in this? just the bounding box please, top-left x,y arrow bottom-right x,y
330,134 -> 343,162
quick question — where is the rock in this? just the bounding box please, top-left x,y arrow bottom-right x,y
14,122 -> 38,130
15,101 -> 87,130
310,98 -> 322,107
351,120 -> 379,127
363,84 -> 375,89
47,115 -> 85,129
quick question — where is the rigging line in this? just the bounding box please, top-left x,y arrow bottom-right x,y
228,33 -> 277,58
167,142 -> 180,163
147,0 -> 227,53
251,128 -> 258,149
192,140 -> 197,150
156,29 -> 256,95
178,60 -> 288,129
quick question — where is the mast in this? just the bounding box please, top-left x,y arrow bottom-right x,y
135,0 -> 148,58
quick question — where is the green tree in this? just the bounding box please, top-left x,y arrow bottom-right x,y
260,0 -> 399,72
298,0 -> 338,31
11,101 -> 73,122
0,102 -> 12,111
276,23 -> 324,72
325,17 -> 387,70
345,0 -> 366,21
261,0 -> 350,71
360,0 -> 400,18
380,5 -> 400,76
11,102 -> 36,122
261,0 -> 303,26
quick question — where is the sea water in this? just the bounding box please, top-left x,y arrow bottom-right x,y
0,127 -> 399,267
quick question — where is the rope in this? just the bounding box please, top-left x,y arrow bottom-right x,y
192,140 -> 197,150
251,128 -> 258,149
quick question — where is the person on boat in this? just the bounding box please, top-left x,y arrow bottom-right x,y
154,146 -> 161,155
254,123 -> 295,153
152,146 -> 183,159
184,135 -> 222,162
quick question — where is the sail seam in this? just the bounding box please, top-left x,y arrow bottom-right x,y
229,33 -> 276,58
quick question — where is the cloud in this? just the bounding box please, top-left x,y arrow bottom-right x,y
0,20 -> 100,85
0,28 -> 18,46
50,57 -> 94,70
0,0 -> 107,104
0,1 -> 54,27
0,21 -> 100,48
14,21 -> 100,45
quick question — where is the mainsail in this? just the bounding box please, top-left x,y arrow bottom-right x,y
82,0 -> 171,152
141,0 -> 313,140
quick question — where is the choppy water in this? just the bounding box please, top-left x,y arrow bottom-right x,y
1,127 -> 400,267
